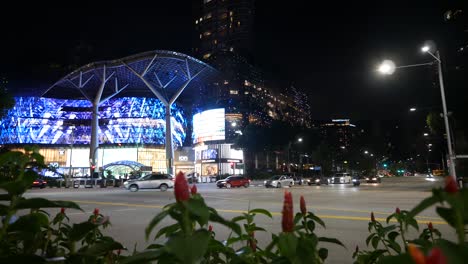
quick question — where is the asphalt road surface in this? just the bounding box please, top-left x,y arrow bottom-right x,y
25,176 -> 454,263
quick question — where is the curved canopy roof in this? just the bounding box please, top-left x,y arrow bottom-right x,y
42,50 -> 219,102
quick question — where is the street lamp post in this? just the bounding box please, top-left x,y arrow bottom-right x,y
377,45 -> 457,180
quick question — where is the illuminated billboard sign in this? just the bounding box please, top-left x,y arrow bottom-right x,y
192,108 -> 225,144
0,97 -> 187,146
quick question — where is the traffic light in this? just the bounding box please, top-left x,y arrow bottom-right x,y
230,163 -> 234,169
90,164 -> 96,175
383,163 -> 388,168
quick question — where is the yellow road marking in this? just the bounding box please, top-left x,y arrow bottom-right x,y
72,200 -> 446,225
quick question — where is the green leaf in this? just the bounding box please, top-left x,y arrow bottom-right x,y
253,226 -> 267,232
371,236 -> 380,249
318,248 -> 328,260
8,213 -> 49,233
0,181 -> 28,196
0,194 -> 11,200
380,225 -> 397,235
366,233 -> 376,246
318,237 -> 346,248
14,198 -> 82,211
145,209 -> 170,240
406,217 -> 419,231
436,207 -> 456,227
388,231 -> 399,241
79,237 -> 125,256
249,208 -> 273,218
208,207 -> 241,235
186,198 -> 210,226
154,223 -> 181,239
386,213 -> 396,224
120,249 -> 165,264
165,230 -> 210,264
306,220 -> 315,233
232,215 -> 246,222
407,195 -> 440,221
308,212 -> 326,228
277,233 -> 298,259
68,222 -> 98,242
386,239 -> 402,254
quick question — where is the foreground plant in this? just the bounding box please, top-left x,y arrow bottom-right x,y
0,148 -> 124,263
354,176 -> 468,264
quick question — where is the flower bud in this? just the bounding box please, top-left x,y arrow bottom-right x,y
93,208 -> 99,216
191,184 -> 197,195
60,208 -> 65,214
371,212 -> 375,222
408,244 -> 425,264
300,196 -> 307,215
282,191 -> 294,232
428,222 -> 433,231
208,225 -> 213,232
174,171 -> 190,202
396,207 -> 401,214
444,176 -> 458,193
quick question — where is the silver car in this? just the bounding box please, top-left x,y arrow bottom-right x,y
124,173 -> 174,192
264,175 -> 294,188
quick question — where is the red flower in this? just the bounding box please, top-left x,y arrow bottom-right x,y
282,191 -> 294,232
191,184 -> 197,195
60,208 -> 65,214
408,244 -> 447,264
371,212 -> 375,222
396,207 -> 401,214
428,222 -> 433,231
208,225 -> 213,232
93,208 -> 99,216
408,244 -> 426,264
426,247 -> 447,264
300,195 -> 307,215
444,176 -> 458,193
174,171 -> 190,202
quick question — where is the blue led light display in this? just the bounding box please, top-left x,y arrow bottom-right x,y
0,97 -> 186,146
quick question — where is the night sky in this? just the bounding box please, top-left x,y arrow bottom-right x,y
1,0 -> 465,121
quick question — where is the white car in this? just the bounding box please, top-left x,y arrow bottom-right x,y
329,173 -> 352,184
124,173 -> 174,192
264,175 -> 294,188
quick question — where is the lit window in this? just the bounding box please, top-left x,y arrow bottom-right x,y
237,21 -> 241,26
195,20 -> 198,24
213,39 -> 218,44
203,0 -> 212,4
199,34 -> 202,39
230,90 -> 238,95
203,53 -> 211,59
244,91 -> 249,94
224,80 -> 229,85
204,13 -> 212,19
203,31 -> 211,36
230,11 -> 233,16
229,47 -> 234,52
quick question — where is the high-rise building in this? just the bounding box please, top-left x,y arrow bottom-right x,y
194,0 -> 255,60
193,0 -> 311,132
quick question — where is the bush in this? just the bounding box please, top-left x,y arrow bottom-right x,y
0,148 -> 466,263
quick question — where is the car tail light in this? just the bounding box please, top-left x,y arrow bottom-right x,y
33,181 -> 39,184
43,181 -> 47,184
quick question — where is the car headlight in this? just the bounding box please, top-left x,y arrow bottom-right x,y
365,178 -> 369,180
264,181 -> 267,184
372,178 -> 377,180
352,179 -> 357,182
315,179 -> 320,182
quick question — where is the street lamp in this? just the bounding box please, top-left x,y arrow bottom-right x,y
377,44 -> 457,180
409,107 -> 417,112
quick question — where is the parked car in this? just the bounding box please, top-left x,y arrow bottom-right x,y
264,175 -> 294,188
216,176 -> 251,188
365,176 -> 382,183
31,179 -> 47,189
123,173 -> 174,192
329,173 -> 352,184
306,176 -> 329,186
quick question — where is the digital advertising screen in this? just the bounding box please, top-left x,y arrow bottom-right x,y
0,97 -> 187,146
192,108 -> 225,144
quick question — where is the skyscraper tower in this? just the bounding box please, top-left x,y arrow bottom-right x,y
194,0 -> 255,60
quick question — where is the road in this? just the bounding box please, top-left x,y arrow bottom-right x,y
25,176 -> 453,263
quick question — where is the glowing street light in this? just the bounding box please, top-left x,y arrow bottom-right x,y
409,107 -> 417,112
298,137 -> 303,142
377,43 -> 457,179
424,133 -> 429,137
364,150 -> 369,154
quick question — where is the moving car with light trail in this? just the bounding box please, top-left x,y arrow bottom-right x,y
329,172 -> 352,184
